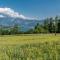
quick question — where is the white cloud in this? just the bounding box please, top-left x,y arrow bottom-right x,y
0,7 -> 28,19
0,7 -> 38,20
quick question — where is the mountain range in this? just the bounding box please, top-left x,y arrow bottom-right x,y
0,14 -> 44,31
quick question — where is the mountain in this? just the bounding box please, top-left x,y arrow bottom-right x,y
0,15 -> 44,31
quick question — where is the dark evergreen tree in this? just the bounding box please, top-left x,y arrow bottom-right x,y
57,20 -> 60,33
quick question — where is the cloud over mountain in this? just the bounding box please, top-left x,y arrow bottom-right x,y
0,7 -> 33,19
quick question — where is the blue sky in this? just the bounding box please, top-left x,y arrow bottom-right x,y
0,0 -> 60,20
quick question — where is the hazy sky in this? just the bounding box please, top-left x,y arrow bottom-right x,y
0,0 -> 60,20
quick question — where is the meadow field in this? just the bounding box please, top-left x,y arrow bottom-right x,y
0,34 -> 60,60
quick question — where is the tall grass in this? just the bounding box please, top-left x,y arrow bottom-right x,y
0,41 -> 60,60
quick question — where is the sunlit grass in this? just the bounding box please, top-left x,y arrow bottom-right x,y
0,34 -> 60,60
0,34 -> 60,45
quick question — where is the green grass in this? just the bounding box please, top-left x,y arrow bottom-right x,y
0,34 -> 60,60
0,34 -> 60,45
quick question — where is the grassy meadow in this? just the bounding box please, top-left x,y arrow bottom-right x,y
0,34 -> 60,60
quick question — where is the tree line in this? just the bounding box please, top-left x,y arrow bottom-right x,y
0,16 -> 60,35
